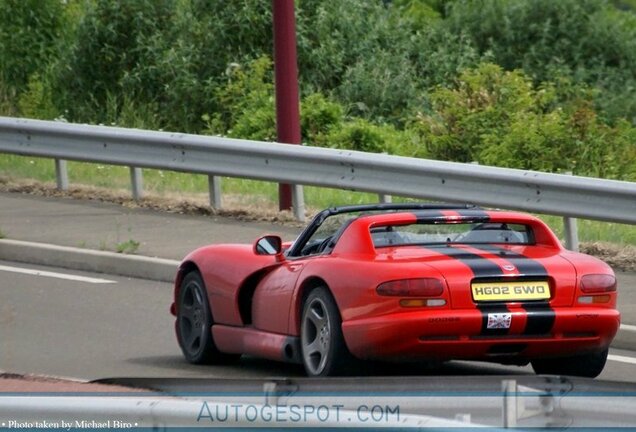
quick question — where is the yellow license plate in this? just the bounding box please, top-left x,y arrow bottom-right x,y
471,281 -> 550,302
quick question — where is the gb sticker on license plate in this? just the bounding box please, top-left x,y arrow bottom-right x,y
487,313 -> 512,329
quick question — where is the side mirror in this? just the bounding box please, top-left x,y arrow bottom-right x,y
254,235 -> 283,260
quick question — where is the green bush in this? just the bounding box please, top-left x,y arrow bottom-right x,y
566,109 -> 636,180
53,0 -> 176,123
391,0 -> 444,27
409,28 -> 485,90
301,93 -> 344,143
151,0 -> 273,132
323,118 -> 426,157
444,0 -> 636,122
229,104 -> 277,142
336,49 -> 419,123
296,1 -> 413,93
414,63 -> 636,179
175,0 -> 273,80
479,111 -> 573,172
0,81 -> 18,117
200,56 -> 276,141
17,74 -> 58,120
103,94 -> 161,130
0,0 -> 66,94
297,0 -> 390,92
415,63 -> 537,162
209,57 -> 274,133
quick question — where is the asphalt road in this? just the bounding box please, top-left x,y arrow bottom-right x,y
1,260 -> 635,384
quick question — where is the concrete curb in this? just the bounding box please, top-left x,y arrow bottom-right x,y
0,237 -> 633,351
613,325 -> 636,351
0,239 -> 178,283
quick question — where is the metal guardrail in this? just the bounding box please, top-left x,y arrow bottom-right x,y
0,116 -> 634,230
3,376 -> 635,428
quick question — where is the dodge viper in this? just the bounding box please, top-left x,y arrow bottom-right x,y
171,203 -> 620,377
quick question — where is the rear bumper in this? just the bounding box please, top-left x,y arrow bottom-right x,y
342,307 -> 620,361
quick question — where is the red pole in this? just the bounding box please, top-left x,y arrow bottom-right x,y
272,0 -> 301,211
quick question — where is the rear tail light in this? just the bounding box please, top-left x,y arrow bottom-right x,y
580,274 -> 617,293
399,298 -> 447,307
376,278 -> 444,297
578,295 -> 611,304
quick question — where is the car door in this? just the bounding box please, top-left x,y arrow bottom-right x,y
250,212 -> 350,334
250,257 -> 308,334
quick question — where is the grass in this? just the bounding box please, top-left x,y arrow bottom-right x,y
0,153 -> 385,207
1,154 -> 634,245
115,239 -> 140,254
540,215 -> 636,245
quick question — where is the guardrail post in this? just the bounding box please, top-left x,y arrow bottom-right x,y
54,159 -> 68,191
292,184 -> 305,222
564,217 -> 579,251
208,175 -> 222,210
502,379 -> 517,428
129,167 -> 143,201
563,172 -> 579,251
379,194 -> 392,203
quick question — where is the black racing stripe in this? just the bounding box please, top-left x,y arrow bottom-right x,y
413,210 -> 445,223
413,209 -> 490,223
470,245 -> 547,277
431,246 -> 503,277
521,304 -> 556,335
468,245 -> 556,336
454,208 -> 491,220
426,245 -> 510,336
521,302 -> 555,335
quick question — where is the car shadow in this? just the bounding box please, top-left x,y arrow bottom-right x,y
123,355 -> 532,378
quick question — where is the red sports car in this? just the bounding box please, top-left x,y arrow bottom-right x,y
171,204 -> 620,377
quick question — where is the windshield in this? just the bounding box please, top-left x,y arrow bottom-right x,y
371,222 -> 534,247
296,213 -> 359,256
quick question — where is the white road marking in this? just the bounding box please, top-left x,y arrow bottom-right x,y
620,324 -> 636,332
608,354 -> 636,365
0,264 -> 115,284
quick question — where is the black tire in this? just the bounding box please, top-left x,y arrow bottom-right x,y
300,286 -> 353,376
531,349 -> 608,378
177,271 -> 238,364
